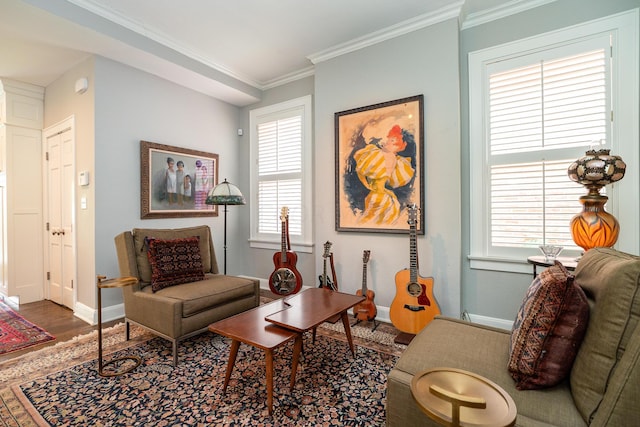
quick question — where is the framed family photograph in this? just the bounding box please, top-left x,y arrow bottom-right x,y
335,95 -> 424,234
140,140 -> 219,219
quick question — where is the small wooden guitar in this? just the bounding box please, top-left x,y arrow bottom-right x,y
318,241 -> 337,291
389,204 -> 440,334
353,250 -> 377,322
268,207 -> 303,295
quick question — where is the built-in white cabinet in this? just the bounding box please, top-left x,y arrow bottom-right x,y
0,79 -> 44,304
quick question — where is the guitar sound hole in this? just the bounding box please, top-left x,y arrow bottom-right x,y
273,268 -> 297,295
407,282 -> 422,297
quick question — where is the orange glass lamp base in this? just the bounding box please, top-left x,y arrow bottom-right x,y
570,194 -> 619,252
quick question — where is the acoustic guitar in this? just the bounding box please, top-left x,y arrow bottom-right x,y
268,207 -> 303,295
318,241 -> 337,290
389,204 -> 440,334
352,250 -> 377,322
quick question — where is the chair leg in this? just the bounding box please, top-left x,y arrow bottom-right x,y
173,340 -> 179,366
125,320 -> 131,341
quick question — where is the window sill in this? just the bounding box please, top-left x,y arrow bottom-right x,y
249,239 -> 314,254
468,256 -> 533,275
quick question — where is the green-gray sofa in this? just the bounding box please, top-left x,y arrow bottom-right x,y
114,225 -> 259,366
386,248 -> 640,426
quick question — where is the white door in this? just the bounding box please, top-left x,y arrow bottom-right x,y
45,122 -> 75,308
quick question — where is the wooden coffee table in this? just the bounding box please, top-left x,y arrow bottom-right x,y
208,299 -> 303,415
208,288 -> 364,415
265,287 -> 365,356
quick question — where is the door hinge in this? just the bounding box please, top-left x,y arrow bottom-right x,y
47,271 -> 50,280
71,280 -> 74,289
46,222 -> 49,231
46,152 -> 49,161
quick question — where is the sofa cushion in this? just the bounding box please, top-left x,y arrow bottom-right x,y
132,226 -> 214,285
145,274 -> 258,317
388,317 -> 586,426
508,262 -> 589,390
570,248 -> 640,423
147,236 -> 205,292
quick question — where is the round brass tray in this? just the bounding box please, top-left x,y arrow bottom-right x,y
411,367 -> 517,427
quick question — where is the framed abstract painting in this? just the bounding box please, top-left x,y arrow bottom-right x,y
335,95 -> 424,234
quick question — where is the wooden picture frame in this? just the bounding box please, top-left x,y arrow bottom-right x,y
140,140 -> 219,219
335,95 -> 424,234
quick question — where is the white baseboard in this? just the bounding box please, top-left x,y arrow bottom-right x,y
74,301 -> 125,326
466,313 -> 513,330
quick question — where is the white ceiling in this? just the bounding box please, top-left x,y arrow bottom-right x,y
0,0 -> 528,106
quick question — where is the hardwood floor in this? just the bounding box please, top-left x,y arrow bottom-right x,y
0,299 -> 118,364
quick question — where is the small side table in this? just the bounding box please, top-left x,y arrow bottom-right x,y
97,275 -> 142,377
527,256 -> 578,278
411,367 -> 517,427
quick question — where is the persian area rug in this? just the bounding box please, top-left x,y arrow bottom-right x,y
0,320 -> 404,427
0,301 -> 55,355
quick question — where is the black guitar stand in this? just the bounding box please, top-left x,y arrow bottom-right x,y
351,316 -> 380,332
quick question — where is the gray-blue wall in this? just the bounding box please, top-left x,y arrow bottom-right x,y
45,0 -> 640,325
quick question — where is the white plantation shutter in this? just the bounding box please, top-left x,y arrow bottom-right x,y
487,47 -> 609,250
249,96 -> 312,250
257,116 -> 303,236
491,161 -> 587,248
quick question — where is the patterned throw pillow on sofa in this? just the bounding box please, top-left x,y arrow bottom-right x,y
146,236 -> 205,292
508,261 -> 589,390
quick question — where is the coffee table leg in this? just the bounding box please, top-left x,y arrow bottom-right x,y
290,334 -> 302,391
266,349 -> 274,415
223,340 -> 240,393
341,311 -> 356,357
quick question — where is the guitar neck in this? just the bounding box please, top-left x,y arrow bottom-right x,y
409,225 -> 418,282
280,220 -> 288,263
323,257 -> 328,284
361,262 -> 368,293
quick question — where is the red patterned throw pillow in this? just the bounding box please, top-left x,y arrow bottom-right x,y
146,236 -> 205,292
508,261 -> 589,390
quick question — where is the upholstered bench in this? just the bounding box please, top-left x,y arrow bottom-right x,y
114,225 -> 259,366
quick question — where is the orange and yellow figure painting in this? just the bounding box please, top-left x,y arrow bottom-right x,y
335,95 -> 424,234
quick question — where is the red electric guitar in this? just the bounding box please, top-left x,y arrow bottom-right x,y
268,206 -> 303,295
389,204 -> 440,334
352,250 -> 377,323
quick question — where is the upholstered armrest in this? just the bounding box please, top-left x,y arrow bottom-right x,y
114,231 -> 140,280
590,321 -> 640,426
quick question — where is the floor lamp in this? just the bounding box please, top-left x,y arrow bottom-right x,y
205,178 -> 246,275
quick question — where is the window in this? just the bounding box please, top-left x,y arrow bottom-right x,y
249,95 -> 312,252
489,46 -> 609,251
469,11 -> 639,272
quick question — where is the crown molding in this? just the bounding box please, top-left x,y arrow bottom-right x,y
307,1 -> 465,65
460,0 -> 559,30
66,0 -> 262,89
261,66 -> 315,91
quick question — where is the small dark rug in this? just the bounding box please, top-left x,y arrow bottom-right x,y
0,301 -> 55,355
12,330 -> 397,426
